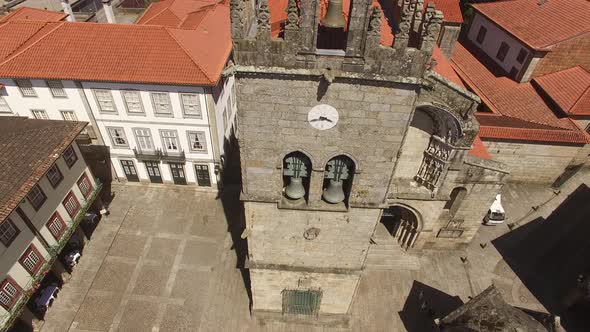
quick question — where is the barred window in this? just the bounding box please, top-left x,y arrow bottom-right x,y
63,145 -> 78,168
0,219 -> 19,247
19,245 -> 44,275
26,184 -> 46,211
16,79 -> 36,97
180,93 -> 201,117
47,212 -> 66,240
46,164 -> 63,188
77,174 -> 93,198
63,191 -> 80,218
47,80 -> 67,98
93,89 -> 117,113
151,92 -> 172,115
122,90 -> 144,114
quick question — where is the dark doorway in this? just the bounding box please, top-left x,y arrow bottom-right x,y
120,160 -> 139,182
144,161 -> 162,183
381,206 -> 420,250
169,163 -> 187,185
195,164 -> 211,187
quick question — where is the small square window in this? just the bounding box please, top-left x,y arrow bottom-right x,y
19,245 -> 44,275
63,191 -> 80,218
60,110 -> 77,121
0,96 -> 11,113
151,92 -> 172,115
47,212 -> 66,240
63,145 -> 78,168
46,164 -> 63,188
31,109 -> 48,119
16,79 -> 36,97
47,80 -> 67,98
26,184 -> 46,211
180,93 -> 201,118
0,278 -> 21,310
476,26 -> 487,44
107,127 -> 129,147
516,49 -> 527,64
77,174 -> 94,199
187,131 -> 207,153
93,89 -> 117,113
496,42 -> 510,62
122,90 -> 144,114
0,219 -> 20,247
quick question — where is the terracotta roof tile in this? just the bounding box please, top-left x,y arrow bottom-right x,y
472,0 -> 590,50
425,0 -> 463,23
136,0 -> 218,27
0,7 -> 67,23
468,135 -> 492,160
533,66 -> 590,116
0,2 -> 231,86
478,125 -> 590,144
0,117 -> 86,222
432,46 -> 465,87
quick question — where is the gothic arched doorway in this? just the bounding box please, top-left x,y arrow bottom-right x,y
380,206 -> 421,250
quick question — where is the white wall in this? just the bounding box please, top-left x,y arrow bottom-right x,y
467,13 -> 532,78
213,75 -> 238,164
0,142 -> 95,317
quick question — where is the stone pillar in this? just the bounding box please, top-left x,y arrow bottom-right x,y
102,0 -> 116,23
309,168 -> 325,205
299,0 -> 318,52
61,0 -> 75,22
394,0 -> 411,51
345,0 -> 372,57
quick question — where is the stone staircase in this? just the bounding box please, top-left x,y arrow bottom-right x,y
365,223 -> 421,271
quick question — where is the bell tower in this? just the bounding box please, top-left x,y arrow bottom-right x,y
228,0 -> 505,325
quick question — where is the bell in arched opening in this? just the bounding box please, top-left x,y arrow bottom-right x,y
283,152 -> 310,200
322,156 -> 354,204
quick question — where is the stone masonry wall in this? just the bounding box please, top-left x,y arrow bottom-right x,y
237,75 -> 417,206
245,202 -> 380,269
482,139 -> 584,183
250,269 -> 360,314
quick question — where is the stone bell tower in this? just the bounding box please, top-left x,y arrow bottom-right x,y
228,0 -> 507,324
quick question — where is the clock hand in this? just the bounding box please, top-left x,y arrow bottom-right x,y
318,116 -> 333,123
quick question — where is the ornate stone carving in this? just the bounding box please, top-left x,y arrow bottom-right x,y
368,6 -> 382,36
230,0 -> 245,37
415,135 -> 454,190
285,0 -> 299,30
412,0 -> 424,35
257,0 -> 271,37
421,7 -> 443,50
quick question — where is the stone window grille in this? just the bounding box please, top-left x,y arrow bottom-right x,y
47,80 -> 67,98
415,136 -> 453,191
282,289 -> 322,316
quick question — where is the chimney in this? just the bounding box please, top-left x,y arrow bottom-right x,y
102,0 -> 116,23
61,0 -> 75,22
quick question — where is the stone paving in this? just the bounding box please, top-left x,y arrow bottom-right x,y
37,170 -> 589,331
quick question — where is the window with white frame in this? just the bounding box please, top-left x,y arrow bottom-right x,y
47,212 -> 66,240
26,184 -> 46,211
134,128 -> 154,151
46,164 -> 63,188
93,89 -> 117,113
0,219 -> 19,247
31,109 -> 48,119
0,278 -> 20,310
60,110 -> 77,121
187,131 -> 207,153
16,79 -> 36,97
63,145 -> 78,168
151,92 -> 172,115
46,80 -> 67,98
180,93 -> 201,117
77,174 -> 93,198
122,90 -> 144,114
0,96 -> 11,113
63,191 -> 80,218
161,130 -> 180,151
19,245 -> 44,275
107,127 -> 129,147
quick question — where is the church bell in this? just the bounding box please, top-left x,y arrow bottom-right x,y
322,179 -> 345,203
285,177 -> 306,200
321,0 -> 346,28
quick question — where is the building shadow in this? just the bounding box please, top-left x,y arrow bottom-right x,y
492,184 -> 590,331
399,280 -> 464,332
79,144 -> 115,204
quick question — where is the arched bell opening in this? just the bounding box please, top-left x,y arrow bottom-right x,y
322,155 -> 355,206
283,152 -> 312,202
380,205 -> 421,250
316,0 -> 351,51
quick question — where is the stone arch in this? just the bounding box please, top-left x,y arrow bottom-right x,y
278,148 -> 316,169
321,152 -> 361,173
415,104 -> 463,145
322,154 -> 356,205
282,151 -> 313,201
381,203 -> 423,250
444,186 -> 468,216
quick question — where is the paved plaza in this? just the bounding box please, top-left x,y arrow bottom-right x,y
37,169 -> 589,331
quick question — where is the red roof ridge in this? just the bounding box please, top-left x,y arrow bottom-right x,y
165,27 -> 215,82
0,7 -> 67,23
0,21 -> 63,65
135,3 -> 172,24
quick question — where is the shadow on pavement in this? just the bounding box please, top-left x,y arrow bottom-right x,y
493,184 -> 590,331
399,280 -> 464,332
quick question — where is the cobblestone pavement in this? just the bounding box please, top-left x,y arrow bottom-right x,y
38,170 -> 589,331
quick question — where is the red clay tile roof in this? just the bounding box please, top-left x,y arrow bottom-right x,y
0,2 -> 231,86
472,0 -> 590,51
0,117 -> 86,223
468,135 -> 492,160
0,7 -> 67,23
533,66 -> 590,116
452,42 -> 590,143
432,46 -> 465,88
425,0 -> 463,23
136,0 -> 219,27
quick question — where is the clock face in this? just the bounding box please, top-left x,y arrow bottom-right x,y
307,104 -> 339,130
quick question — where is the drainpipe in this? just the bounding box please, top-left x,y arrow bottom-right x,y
61,0 -> 76,22
102,0 -> 116,24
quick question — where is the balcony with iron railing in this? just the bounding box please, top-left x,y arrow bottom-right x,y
0,180 -> 102,331
160,149 -> 185,162
133,147 -> 161,161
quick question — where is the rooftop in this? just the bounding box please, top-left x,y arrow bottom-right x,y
472,0 -> 590,51
533,66 -> 590,116
0,2 -> 231,86
0,117 -> 86,223
0,7 -> 67,23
